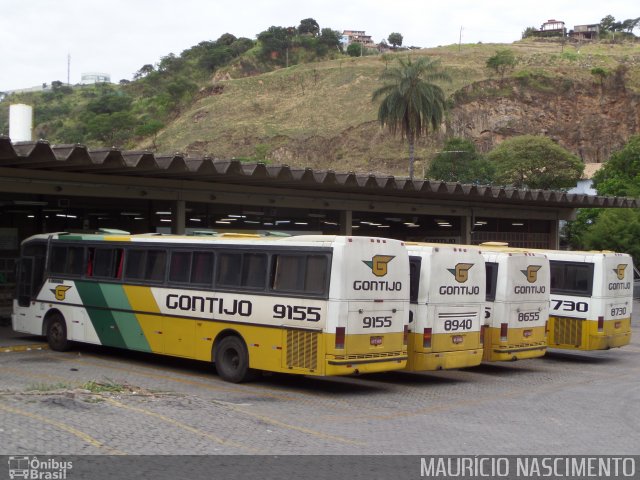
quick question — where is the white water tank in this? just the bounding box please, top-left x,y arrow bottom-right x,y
9,104 -> 33,142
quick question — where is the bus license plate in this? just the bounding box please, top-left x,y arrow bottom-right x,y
452,335 -> 463,344
370,336 -> 383,346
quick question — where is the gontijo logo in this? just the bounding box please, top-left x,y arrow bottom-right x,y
363,255 -> 395,277
614,264 -> 627,280
50,285 -> 72,301
447,263 -> 474,283
521,265 -> 541,284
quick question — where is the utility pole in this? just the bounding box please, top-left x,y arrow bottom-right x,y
458,26 -> 463,52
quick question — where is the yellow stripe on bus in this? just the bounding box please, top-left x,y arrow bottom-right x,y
123,285 -> 164,353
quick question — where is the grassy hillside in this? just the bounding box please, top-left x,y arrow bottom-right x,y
147,40 -> 640,174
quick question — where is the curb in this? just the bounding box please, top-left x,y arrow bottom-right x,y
1,344 -> 49,353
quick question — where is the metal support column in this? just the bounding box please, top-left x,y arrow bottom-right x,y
339,210 -> 353,236
174,199 -> 186,235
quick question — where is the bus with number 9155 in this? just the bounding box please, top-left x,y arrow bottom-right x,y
12,232 -> 410,382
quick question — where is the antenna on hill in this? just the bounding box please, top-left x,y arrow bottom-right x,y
458,26 -> 463,52
67,53 -> 71,85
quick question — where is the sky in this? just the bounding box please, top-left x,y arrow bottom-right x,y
1,0 -> 638,92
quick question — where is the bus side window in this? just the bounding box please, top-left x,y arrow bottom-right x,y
305,255 -> 328,294
145,250 -> 167,282
485,262 -> 498,302
169,251 -> 191,284
93,248 -> 123,279
271,254 -> 328,295
191,251 -> 214,285
241,253 -> 266,289
50,246 -> 67,274
217,253 -> 242,287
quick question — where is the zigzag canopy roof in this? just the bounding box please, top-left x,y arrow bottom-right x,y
1,136 -> 637,209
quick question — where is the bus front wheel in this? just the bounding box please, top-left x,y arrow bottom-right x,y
214,336 -> 257,383
46,314 -> 71,352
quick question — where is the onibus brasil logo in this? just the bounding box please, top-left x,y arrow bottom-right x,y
447,263 -> 474,283
521,265 -> 541,283
614,264 -> 627,280
8,456 -> 73,479
363,255 -> 395,277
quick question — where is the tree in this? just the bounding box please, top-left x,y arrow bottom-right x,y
388,32 -> 403,49
319,28 -> 341,51
298,18 -> 320,36
521,27 -> 539,39
600,15 -> 617,32
590,67 -> 609,88
372,56 -> 451,179
565,136 -> 640,262
346,43 -> 362,57
486,135 -> 584,189
592,135 -> 640,197
582,209 -> 640,265
486,49 -> 517,83
257,26 -> 293,64
426,137 -> 495,184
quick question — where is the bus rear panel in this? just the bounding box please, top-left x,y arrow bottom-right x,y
547,251 -> 632,350
405,244 -> 484,371
481,250 -> 549,362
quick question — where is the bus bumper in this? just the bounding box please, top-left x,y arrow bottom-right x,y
485,343 -> 547,362
325,355 -> 408,375
587,331 -> 631,350
404,349 -> 483,371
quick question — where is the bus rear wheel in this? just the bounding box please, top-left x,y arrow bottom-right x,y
214,336 -> 258,383
46,314 -> 71,352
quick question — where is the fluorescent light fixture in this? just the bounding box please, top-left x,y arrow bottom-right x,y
377,225 -> 390,228
216,220 -> 231,224
294,222 -> 308,225
352,225 -> 360,229
56,214 -> 77,218
27,215 -> 34,218
155,211 -> 171,215
512,222 -> 524,226
323,221 -> 338,226
244,220 -> 260,224
263,222 -> 274,226
14,200 -> 48,206
121,212 -> 142,216
276,220 -> 290,225
160,219 -> 172,223
134,217 -> 144,220
189,218 -> 202,222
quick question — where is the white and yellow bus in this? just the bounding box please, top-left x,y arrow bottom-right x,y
404,243 -> 484,371
546,250 -> 633,350
12,232 -> 409,382
479,245 -> 549,362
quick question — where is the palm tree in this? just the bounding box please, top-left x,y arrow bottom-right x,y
372,57 -> 451,179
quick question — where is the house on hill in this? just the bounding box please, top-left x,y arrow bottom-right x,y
341,30 -> 376,48
570,24 -> 600,40
531,19 -> 567,38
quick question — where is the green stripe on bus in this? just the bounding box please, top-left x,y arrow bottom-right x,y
75,281 -> 128,349
98,284 -> 152,352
